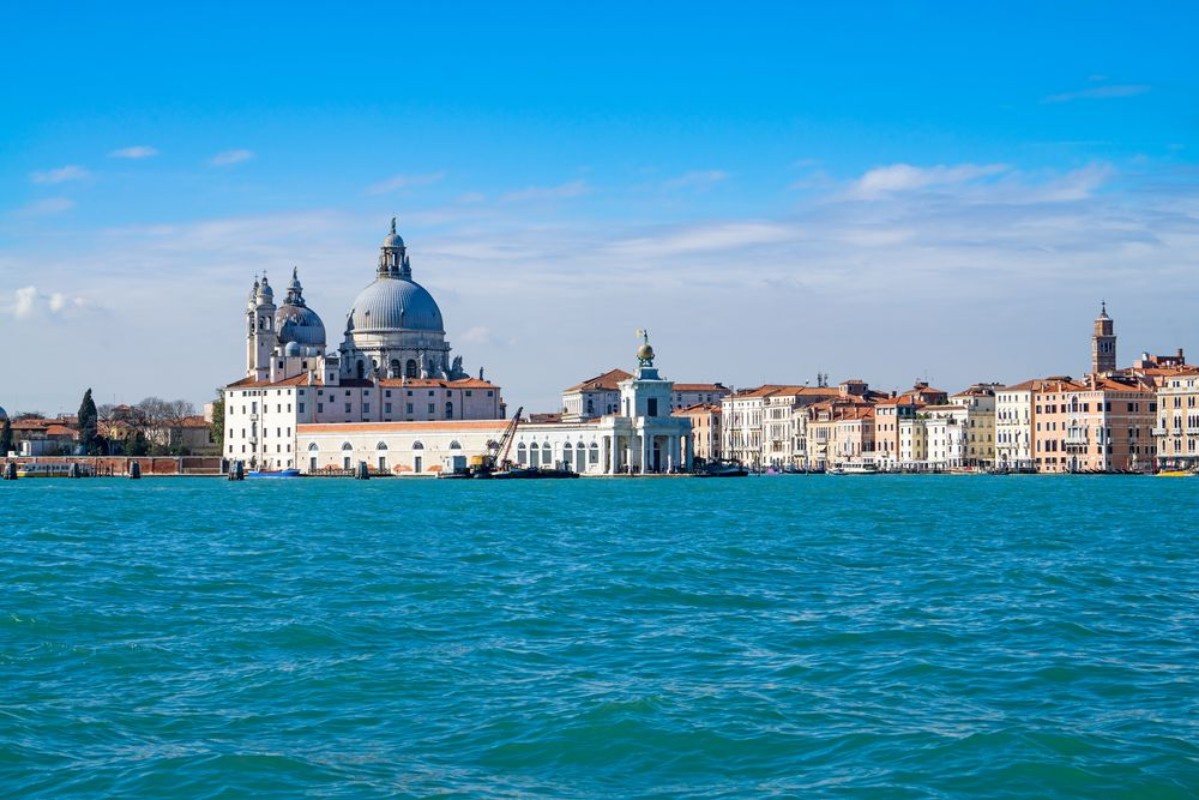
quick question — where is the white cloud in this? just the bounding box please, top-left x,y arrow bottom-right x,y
108,145 -> 158,159
501,180 -> 590,203
30,165 -> 90,184
5,285 -> 87,319
850,163 -> 1009,198
3,159 -> 1195,417
210,149 -> 254,166
661,170 -> 729,191
366,171 -> 447,195
13,286 -> 37,319
1044,84 -> 1150,104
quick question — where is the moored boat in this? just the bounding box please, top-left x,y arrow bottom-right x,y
694,462 -> 749,478
827,462 -> 878,476
15,462 -> 91,478
247,468 -> 302,479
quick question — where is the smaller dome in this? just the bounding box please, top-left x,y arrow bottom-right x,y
277,304 -> 327,349
258,275 -> 274,300
284,341 -> 302,357
637,343 -> 655,362
383,217 -> 404,248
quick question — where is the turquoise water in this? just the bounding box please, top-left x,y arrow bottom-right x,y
2,476 -> 1197,798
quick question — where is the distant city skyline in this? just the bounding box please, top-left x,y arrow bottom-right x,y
2,2 -> 1196,414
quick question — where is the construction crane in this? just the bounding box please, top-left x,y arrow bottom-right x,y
468,406 -> 522,476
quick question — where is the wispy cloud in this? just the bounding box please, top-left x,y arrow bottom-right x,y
30,165 -> 90,185
12,198 -> 76,217
459,325 -> 492,345
365,171 -> 447,195
4,285 -> 88,320
210,149 -> 254,166
661,170 -> 729,191
108,145 -> 159,159
1043,84 -> 1150,104
850,163 -> 1009,199
608,221 -> 793,259
501,180 -> 590,203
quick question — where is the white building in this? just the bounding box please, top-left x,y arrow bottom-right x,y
297,336 -> 693,476
224,222 -> 504,471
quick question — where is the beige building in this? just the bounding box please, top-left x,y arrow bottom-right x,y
562,369 -> 727,422
721,384 -> 838,468
674,403 -> 722,464
1153,367 -> 1199,470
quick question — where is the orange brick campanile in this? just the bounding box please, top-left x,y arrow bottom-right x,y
1091,302 -> 1117,375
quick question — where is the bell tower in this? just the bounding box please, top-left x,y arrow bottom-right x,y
1091,301 -> 1116,374
246,274 -> 277,381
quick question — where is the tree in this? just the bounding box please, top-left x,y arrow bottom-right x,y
211,390 -> 225,451
78,388 -> 101,455
1,417 -> 12,456
135,396 -> 197,455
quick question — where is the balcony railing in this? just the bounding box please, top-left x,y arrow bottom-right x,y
1152,427 -> 1168,436
1064,434 -> 1089,446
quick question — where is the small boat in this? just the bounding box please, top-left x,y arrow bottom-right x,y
1156,469 -> 1194,478
247,468 -> 302,479
487,466 -> 579,480
15,463 -> 90,478
828,462 -> 878,476
694,462 -> 749,478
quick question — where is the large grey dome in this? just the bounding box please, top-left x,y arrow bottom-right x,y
349,277 -> 444,333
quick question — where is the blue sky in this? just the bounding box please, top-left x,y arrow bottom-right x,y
2,1 -> 1196,413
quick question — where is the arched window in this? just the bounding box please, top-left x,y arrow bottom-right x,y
516,442 -> 528,465
445,401 -> 454,419
586,399 -> 594,415
356,360 -> 365,380
449,440 -> 462,450
412,441 -> 424,450
406,359 -> 418,378
308,442 -> 320,451
376,441 -> 388,450
341,442 -> 353,451
389,359 -> 401,378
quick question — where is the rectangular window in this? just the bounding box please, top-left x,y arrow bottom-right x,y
298,403 -> 305,413
428,403 -> 435,413
363,403 -> 370,413
317,403 -> 324,413
385,403 -> 392,413
344,403 -> 351,413
406,403 -> 413,413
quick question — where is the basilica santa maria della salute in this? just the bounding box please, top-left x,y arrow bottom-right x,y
222,221 -> 696,476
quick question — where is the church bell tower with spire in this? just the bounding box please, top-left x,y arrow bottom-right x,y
1091,301 -> 1117,375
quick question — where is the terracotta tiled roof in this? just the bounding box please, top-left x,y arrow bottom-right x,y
300,420 -> 509,434
228,375 -> 495,390
44,424 -> 79,438
674,403 -> 722,416
565,368 -> 633,392
672,383 -> 730,393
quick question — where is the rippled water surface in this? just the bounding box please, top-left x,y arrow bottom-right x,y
2,476 -> 1198,798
